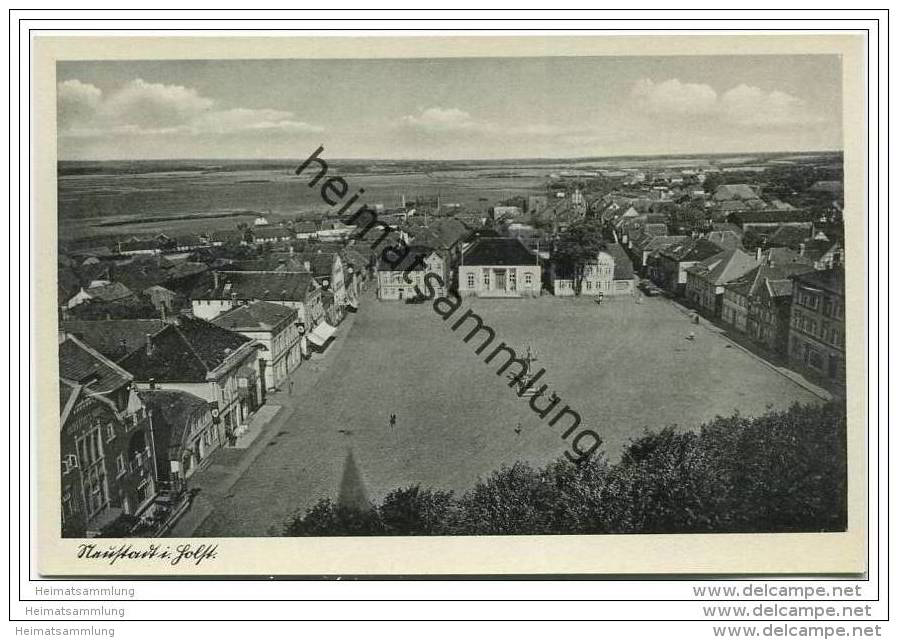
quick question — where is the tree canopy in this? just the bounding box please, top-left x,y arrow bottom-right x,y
282,402 -> 846,536
553,220 -> 608,294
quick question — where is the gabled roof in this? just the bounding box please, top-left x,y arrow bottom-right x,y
604,243 -> 635,281
292,252 -> 338,278
294,220 -> 319,234
636,234 -> 689,252
117,316 -> 253,383
726,261 -> 815,300
686,248 -> 759,286
643,223 -> 669,237
58,335 -> 133,396
462,237 -> 536,266
62,319 -> 168,361
253,226 -> 294,239
377,245 -> 441,272
732,211 -> 814,224
792,267 -> 845,296
211,229 -> 245,242
713,184 -> 758,201
84,281 -> 134,302
212,300 -> 297,333
705,230 -> 744,251
191,270 -> 316,303
659,237 -> 722,263
767,225 -> 812,249
139,389 -> 211,458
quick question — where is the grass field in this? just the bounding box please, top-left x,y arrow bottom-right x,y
194,293 -> 821,536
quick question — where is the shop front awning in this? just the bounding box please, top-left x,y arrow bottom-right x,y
307,321 -> 338,347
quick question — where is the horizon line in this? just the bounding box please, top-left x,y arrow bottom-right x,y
57,149 -> 845,164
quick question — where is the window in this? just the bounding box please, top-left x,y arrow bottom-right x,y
585,281 -> 592,290
136,479 -> 150,506
106,423 -> 115,442
85,465 -> 109,516
466,273 -> 475,288
524,273 -> 533,286
509,270 -> 517,291
482,269 -> 490,289
116,454 -> 127,477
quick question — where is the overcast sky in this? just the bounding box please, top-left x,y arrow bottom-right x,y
56,55 -> 843,161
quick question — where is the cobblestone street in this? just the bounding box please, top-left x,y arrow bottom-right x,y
172,291 -> 820,538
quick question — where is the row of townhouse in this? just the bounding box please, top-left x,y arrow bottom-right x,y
59,319 -> 256,537
58,243 -> 378,538
374,233 -> 637,301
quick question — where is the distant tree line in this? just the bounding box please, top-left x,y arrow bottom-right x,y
282,402 -> 846,536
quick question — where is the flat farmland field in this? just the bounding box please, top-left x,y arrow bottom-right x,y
195,293 -> 821,536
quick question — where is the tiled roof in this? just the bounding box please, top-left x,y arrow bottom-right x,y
462,237 -> 536,266
604,243 -> 635,281
732,211 -> 814,224
376,245 -> 439,272
85,281 -> 134,302
253,226 -> 294,240
294,221 -> 319,234
793,267 -> 845,296
211,229 -> 245,242
191,270 -> 316,303
705,230 -> 744,250
687,249 -> 759,286
118,315 -> 253,383
62,319 -> 168,361
58,335 -> 133,396
713,184 -> 758,201
767,225 -> 812,249
659,237 -> 722,262
212,300 -> 297,332
643,223 -> 669,237
139,389 -> 210,459
293,252 -> 337,278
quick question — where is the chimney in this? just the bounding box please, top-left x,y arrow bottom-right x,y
145,334 -> 153,356
799,242 -> 806,257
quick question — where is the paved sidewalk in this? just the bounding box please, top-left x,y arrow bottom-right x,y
167,309 -> 361,538
665,297 -> 834,402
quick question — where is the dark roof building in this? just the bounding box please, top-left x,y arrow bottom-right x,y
658,237 -> 723,263
117,316 -> 254,383
792,266 -> 845,297
62,319 -> 168,361
211,300 -> 297,333
191,270 -> 317,304
461,237 -> 536,266
58,335 -> 133,396
713,184 -> 759,201
604,243 -> 635,281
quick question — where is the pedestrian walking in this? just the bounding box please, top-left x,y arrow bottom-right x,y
288,378 -> 294,396
389,413 -> 397,429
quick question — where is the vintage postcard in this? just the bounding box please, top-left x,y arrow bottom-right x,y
33,33 -> 868,576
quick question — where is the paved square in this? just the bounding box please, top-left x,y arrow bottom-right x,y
194,294 -> 821,536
